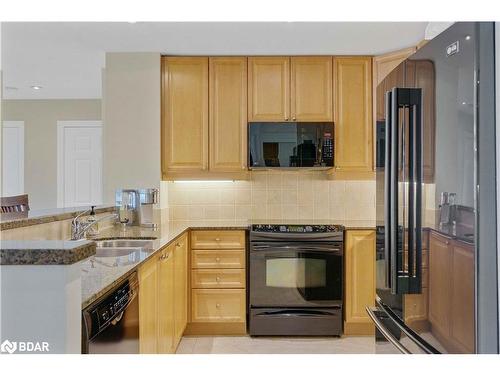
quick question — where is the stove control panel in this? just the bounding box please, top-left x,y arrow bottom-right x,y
252,224 -> 343,233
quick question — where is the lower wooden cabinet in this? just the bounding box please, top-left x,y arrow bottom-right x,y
187,230 -> 247,335
138,233 -> 188,354
138,255 -> 159,354
158,246 -> 175,354
191,289 -> 246,323
344,229 -> 376,335
429,231 -> 475,353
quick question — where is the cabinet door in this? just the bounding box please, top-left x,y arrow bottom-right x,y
290,56 -> 333,121
162,57 -> 208,175
209,57 -> 247,171
173,234 -> 188,346
450,242 -> 475,353
248,57 -> 290,121
138,256 -> 159,354
344,230 -> 375,335
333,57 -> 373,172
428,232 -> 452,338
158,248 -> 175,353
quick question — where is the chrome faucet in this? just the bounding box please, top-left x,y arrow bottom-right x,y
71,211 -> 118,240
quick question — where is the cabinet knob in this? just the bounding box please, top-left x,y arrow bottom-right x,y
285,117 -> 289,121
215,257 -> 221,262
175,243 -> 181,247
292,117 -> 296,121
216,303 -> 221,308
215,238 -> 221,241
216,276 -> 221,282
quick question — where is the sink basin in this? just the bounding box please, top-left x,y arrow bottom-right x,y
95,248 -> 143,258
95,239 -> 154,250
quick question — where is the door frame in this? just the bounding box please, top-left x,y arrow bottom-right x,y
57,120 -> 102,208
1,121 -> 25,197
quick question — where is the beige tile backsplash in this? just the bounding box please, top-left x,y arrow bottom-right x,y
164,171 -> 376,222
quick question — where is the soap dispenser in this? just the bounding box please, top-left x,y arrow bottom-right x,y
86,206 -> 98,237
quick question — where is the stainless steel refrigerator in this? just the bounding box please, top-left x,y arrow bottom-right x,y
369,22 -> 498,354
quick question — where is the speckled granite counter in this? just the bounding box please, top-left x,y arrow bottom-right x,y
0,205 -> 115,230
80,218 -> 375,309
0,240 -> 96,265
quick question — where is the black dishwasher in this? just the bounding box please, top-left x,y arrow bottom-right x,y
82,272 -> 139,354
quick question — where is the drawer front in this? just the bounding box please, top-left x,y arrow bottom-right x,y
191,230 -> 245,249
191,250 -> 245,269
191,289 -> 246,322
192,269 -> 245,289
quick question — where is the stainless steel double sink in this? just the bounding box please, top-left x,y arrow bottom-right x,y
94,239 -> 155,258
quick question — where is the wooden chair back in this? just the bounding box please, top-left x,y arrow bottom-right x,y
1,194 -> 30,213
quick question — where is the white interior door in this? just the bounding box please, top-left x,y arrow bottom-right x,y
1,121 -> 25,197
58,121 -> 102,208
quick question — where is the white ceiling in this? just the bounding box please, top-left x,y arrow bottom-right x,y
1,22 -> 428,99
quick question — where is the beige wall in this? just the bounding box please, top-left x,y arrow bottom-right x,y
164,171 -> 376,222
1,99 -> 101,209
102,52 -> 161,205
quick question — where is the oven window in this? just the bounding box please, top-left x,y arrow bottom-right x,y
266,258 -> 326,288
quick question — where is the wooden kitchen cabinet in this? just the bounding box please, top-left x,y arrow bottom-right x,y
209,57 -> 248,172
138,233 -> 189,354
332,57 -> 373,175
173,233 -> 188,349
344,229 -> 376,335
290,56 -> 333,121
162,57 -> 209,176
248,57 -> 290,121
138,255 -> 159,354
428,231 -> 475,353
186,230 -> 247,335
158,246 -> 175,354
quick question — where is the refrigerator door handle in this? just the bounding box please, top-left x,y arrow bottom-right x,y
365,306 -> 411,354
384,90 -> 393,289
390,88 -> 399,294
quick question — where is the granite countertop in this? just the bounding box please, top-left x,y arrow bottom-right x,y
0,205 -> 115,230
0,240 -> 96,265
80,218 -> 376,308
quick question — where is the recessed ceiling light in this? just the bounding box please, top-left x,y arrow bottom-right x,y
30,85 -> 43,90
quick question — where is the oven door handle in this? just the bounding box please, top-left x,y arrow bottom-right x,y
251,245 -> 342,253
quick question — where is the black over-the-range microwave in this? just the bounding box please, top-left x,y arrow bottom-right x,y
248,122 -> 334,169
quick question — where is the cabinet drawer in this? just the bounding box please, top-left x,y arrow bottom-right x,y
191,250 -> 245,269
192,269 -> 245,288
191,289 -> 246,322
190,230 -> 245,249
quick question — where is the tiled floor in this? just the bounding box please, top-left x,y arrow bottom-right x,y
176,335 -> 375,354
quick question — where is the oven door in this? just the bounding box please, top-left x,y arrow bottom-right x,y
249,242 -> 342,308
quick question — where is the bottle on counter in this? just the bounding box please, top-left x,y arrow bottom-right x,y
86,206 -> 98,238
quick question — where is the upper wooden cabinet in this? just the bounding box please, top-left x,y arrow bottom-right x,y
248,57 -> 290,121
333,57 -> 373,173
248,56 -> 333,122
209,57 -> 248,172
290,57 -> 333,121
162,57 -> 209,175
